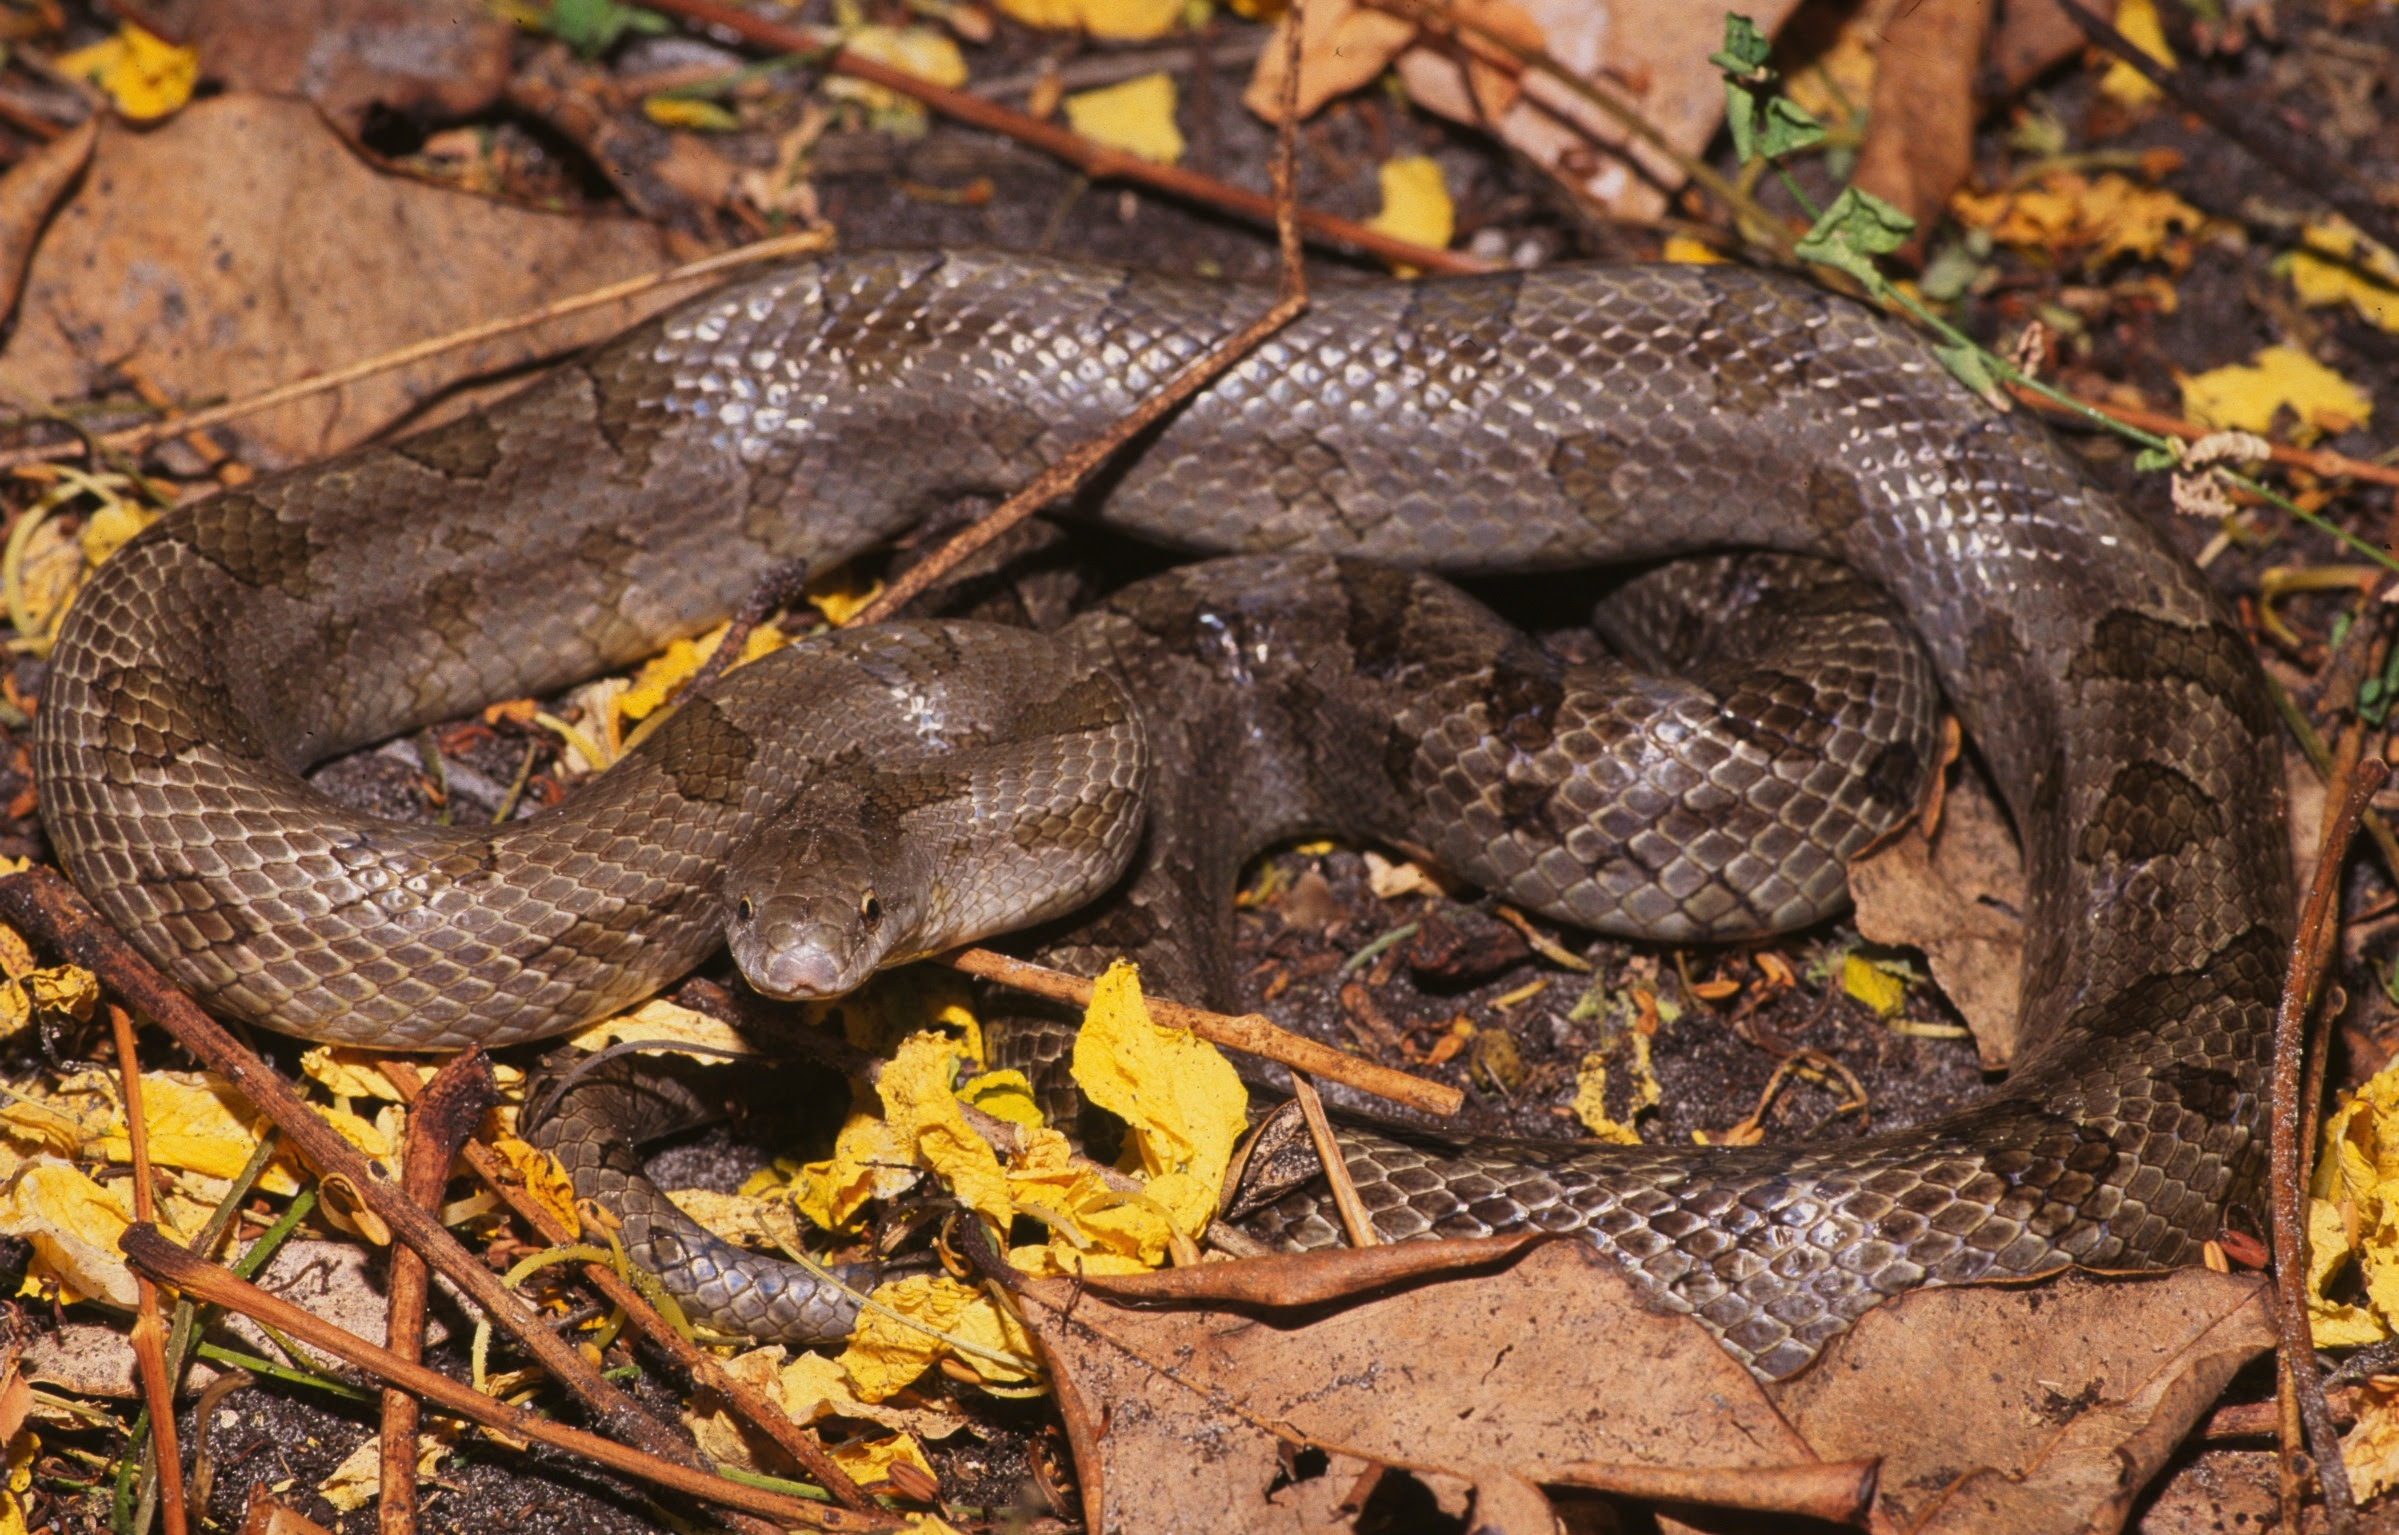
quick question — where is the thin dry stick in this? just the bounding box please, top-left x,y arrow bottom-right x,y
844,294 -> 1311,630
944,946 -> 1463,1116
0,228 -> 836,473
116,1225 -> 883,1532
640,0 -> 1490,280
372,1058 -> 876,1514
2271,755 -> 2383,1532
109,1003 -> 188,1535
1289,1075 -> 1378,1248
379,1049 -> 497,1535
0,869 -> 699,1468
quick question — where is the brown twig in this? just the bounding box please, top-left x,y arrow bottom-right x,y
115,1225 -> 865,1530
2271,756 -> 2383,1531
2055,0 -> 2399,259
1289,1075 -> 1378,1248
0,870 -> 698,1467
640,0 -> 1489,280
0,229 -> 837,473
378,1049 -> 497,1535
2010,383 -> 2399,492
372,1057 -> 881,1516
944,946 -> 1463,1116
110,1002 -> 188,1535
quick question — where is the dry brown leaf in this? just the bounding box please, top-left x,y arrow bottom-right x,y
1989,0 -> 2114,98
0,94 -> 678,467
1848,771 -> 2026,1067
0,117 -> 94,328
1850,0 -> 1992,246
1393,0 -> 1804,221
1018,1237 -> 1851,1533
1241,0 -> 1418,121
1768,1269 -> 2274,1535
163,0 -> 513,134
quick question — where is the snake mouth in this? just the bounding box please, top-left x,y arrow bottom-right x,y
741,932 -> 857,1000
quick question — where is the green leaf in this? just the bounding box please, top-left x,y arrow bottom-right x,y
1709,13 -> 1773,75
547,0 -> 666,57
1793,185 -> 1916,287
1712,13 -> 1776,163
2132,446 -> 2180,473
1754,95 -> 1826,159
1933,341 -> 1998,404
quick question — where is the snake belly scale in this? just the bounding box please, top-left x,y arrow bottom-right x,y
36,250 -> 2290,1380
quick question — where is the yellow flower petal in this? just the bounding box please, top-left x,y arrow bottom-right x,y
1841,953 -> 1909,1018
2180,344 -> 2371,445
1068,961 -> 1246,1241
54,24 -> 198,120
995,0 -> 1182,38
1365,155 -> 1454,273
2099,0 -> 2174,107
491,1135 -> 581,1239
1062,73 -> 1184,166
879,1032 -> 1011,1229
0,1156 -> 138,1307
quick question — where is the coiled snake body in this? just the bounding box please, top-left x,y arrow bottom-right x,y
36,251 -> 2289,1380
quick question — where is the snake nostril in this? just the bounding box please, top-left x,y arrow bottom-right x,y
737,897 -> 753,922
860,893 -> 882,927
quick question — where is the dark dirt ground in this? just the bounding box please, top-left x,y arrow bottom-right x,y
8,0 -> 2399,1530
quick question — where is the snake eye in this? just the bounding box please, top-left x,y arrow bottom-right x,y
736,897 -> 753,923
860,893 -> 883,928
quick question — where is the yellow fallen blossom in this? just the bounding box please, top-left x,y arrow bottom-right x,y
832,1431 -> 937,1489
2098,0 -> 2175,107
78,500 -> 155,566
617,620 -> 788,724
788,1107 -> 918,1232
642,95 -> 740,133
1366,155 -> 1454,275
957,1068 -> 1043,1128
2309,1055 -> 2399,1347
1841,952 -> 1909,1018
826,26 -> 967,127
804,562 -> 884,626
0,963 -> 99,1042
1571,1034 -> 1657,1146
567,996 -> 755,1058
1948,171 -> 2200,268
2180,344 -> 2371,445
0,1155 -> 139,1306
301,1045 -> 408,1102
0,1429 -> 33,1535
879,1031 -> 1012,1229
995,0 -> 1181,38
1004,1122 -> 1180,1267
317,1434 -> 446,1513
815,965 -> 984,1061
838,1273 -> 1037,1400
54,23 -> 198,120
1070,961 -> 1247,1241
2279,218 -> 2399,335
492,1134 -> 581,1239
1062,73 -> 1184,165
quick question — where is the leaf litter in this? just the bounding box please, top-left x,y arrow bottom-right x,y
0,1 -> 2390,1530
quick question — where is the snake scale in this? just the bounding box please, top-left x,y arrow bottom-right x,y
36,250 -> 2290,1382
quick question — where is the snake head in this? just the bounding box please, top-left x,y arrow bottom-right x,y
722,816 -> 924,1001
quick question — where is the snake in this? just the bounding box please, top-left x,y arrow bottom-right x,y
33,249 -> 2291,1383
